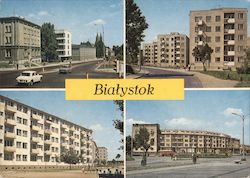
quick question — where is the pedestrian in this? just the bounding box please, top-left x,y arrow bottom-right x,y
192,153 -> 197,164
188,64 -> 191,71
16,63 -> 19,70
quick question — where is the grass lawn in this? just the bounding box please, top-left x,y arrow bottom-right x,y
200,71 -> 250,87
0,62 -> 14,68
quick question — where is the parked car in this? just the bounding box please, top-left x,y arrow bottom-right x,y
16,71 -> 43,85
159,151 -> 176,157
59,64 -> 72,74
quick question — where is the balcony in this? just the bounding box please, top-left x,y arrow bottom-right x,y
227,40 -> 235,45
227,18 -> 235,23
227,51 -> 235,56
69,145 -> 75,149
4,131 -> 16,139
44,140 -> 52,145
45,150 -> 52,155
175,51 -> 180,54
197,20 -> 203,26
31,125 -> 40,131
198,31 -> 203,36
5,105 -> 16,113
198,41 -> 204,46
61,124 -> 68,129
31,114 -> 41,120
61,133 -> 68,137
62,142 -> 68,147
176,57 -> 180,60
69,127 -> 75,132
31,137 -> 41,143
5,119 -> 16,126
4,146 -> 16,152
31,148 -> 40,154
44,129 -> 52,135
226,29 -> 235,34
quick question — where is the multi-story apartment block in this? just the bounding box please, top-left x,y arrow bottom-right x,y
189,8 -> 248,70
132,124 -> 160,156
90,140 -> 98,165
55,30 -> 72,61
97,147 -> 108,162
143,42 -> 158,65
132,124 -> 241,156
0,17 -> 41,65
0,95 -> 94,165
143,33 -> 189,68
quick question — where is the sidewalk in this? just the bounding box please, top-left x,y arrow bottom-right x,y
0,59 -> 102,72
136,66 -> 238,88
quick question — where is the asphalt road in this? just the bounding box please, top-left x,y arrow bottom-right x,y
140,66 -> 202,88
0,61 -> 118,88
127,156 -> 250,178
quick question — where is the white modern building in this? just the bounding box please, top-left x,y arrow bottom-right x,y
55,30 -> 72,61
0,95 -> 94,166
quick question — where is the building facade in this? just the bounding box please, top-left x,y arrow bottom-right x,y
189,8 -> 248,70
143,33 -> 189,68
132,124 -> 241,156
55,30 -> 72,61
72,44 -> 96,61
0,17 -> 41,65
0,95 -> 94,165
97,147 -> 108,162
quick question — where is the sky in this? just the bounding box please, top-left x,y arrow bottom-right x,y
0,0 -> 123,47
126,90 -> 250,145
135,0 -> 250,43
0,91 -> 123,161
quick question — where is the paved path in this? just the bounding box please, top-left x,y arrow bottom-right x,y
0,170 -> 97,178
127,66 -> 239,88
127,156 -> 250,178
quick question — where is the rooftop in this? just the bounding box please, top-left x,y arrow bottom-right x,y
0,16 -> 41,29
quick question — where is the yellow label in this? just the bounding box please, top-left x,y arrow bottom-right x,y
65,79 -> 184,100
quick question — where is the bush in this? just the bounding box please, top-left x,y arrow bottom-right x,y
236,67 -> 250,74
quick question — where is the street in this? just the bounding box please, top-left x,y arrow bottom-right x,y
140,66 -> 202,88
0,61 -> 118,88
127,156 -> 250,178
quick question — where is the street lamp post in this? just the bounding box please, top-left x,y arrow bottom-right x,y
232,113 -> 246,161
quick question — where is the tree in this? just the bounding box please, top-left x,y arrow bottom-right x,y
95,33 -> 105,58
192,43 -> 213,71
133,127 -> 151,166
113,45 -> 123,61
126,0 -> 148,64
239,47 -> 250,74
61,151 -> 80,169
41,23 -> 58,62
126,136 -> 132,156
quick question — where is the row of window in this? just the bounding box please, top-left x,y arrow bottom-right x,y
194,13 -> 244,23
1,99 -> 88,133
195,35 -> 245,43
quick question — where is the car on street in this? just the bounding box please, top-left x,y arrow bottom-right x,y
16,71 -> 43,85
59,64 -> 72,74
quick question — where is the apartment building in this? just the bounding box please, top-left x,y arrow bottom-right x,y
0,95 -> 94,166
90,140 -> 98,164
143,33 -> 189,68
189,8 -> 248,70
72,43 -> 96,61
98,147 -> 108,162
132,124 -> 160,156
132,124 -> 241,156
0,16 -> 41,64
55,30 -> 72,61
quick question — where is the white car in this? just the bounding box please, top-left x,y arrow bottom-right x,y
59,64 -> 72,74
16,71 -> 43,85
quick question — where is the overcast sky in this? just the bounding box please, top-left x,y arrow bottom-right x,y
0,91 -> 123,161
0,0 -> 123,47
127,90 -> 250,145
135,0 -> 250,43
